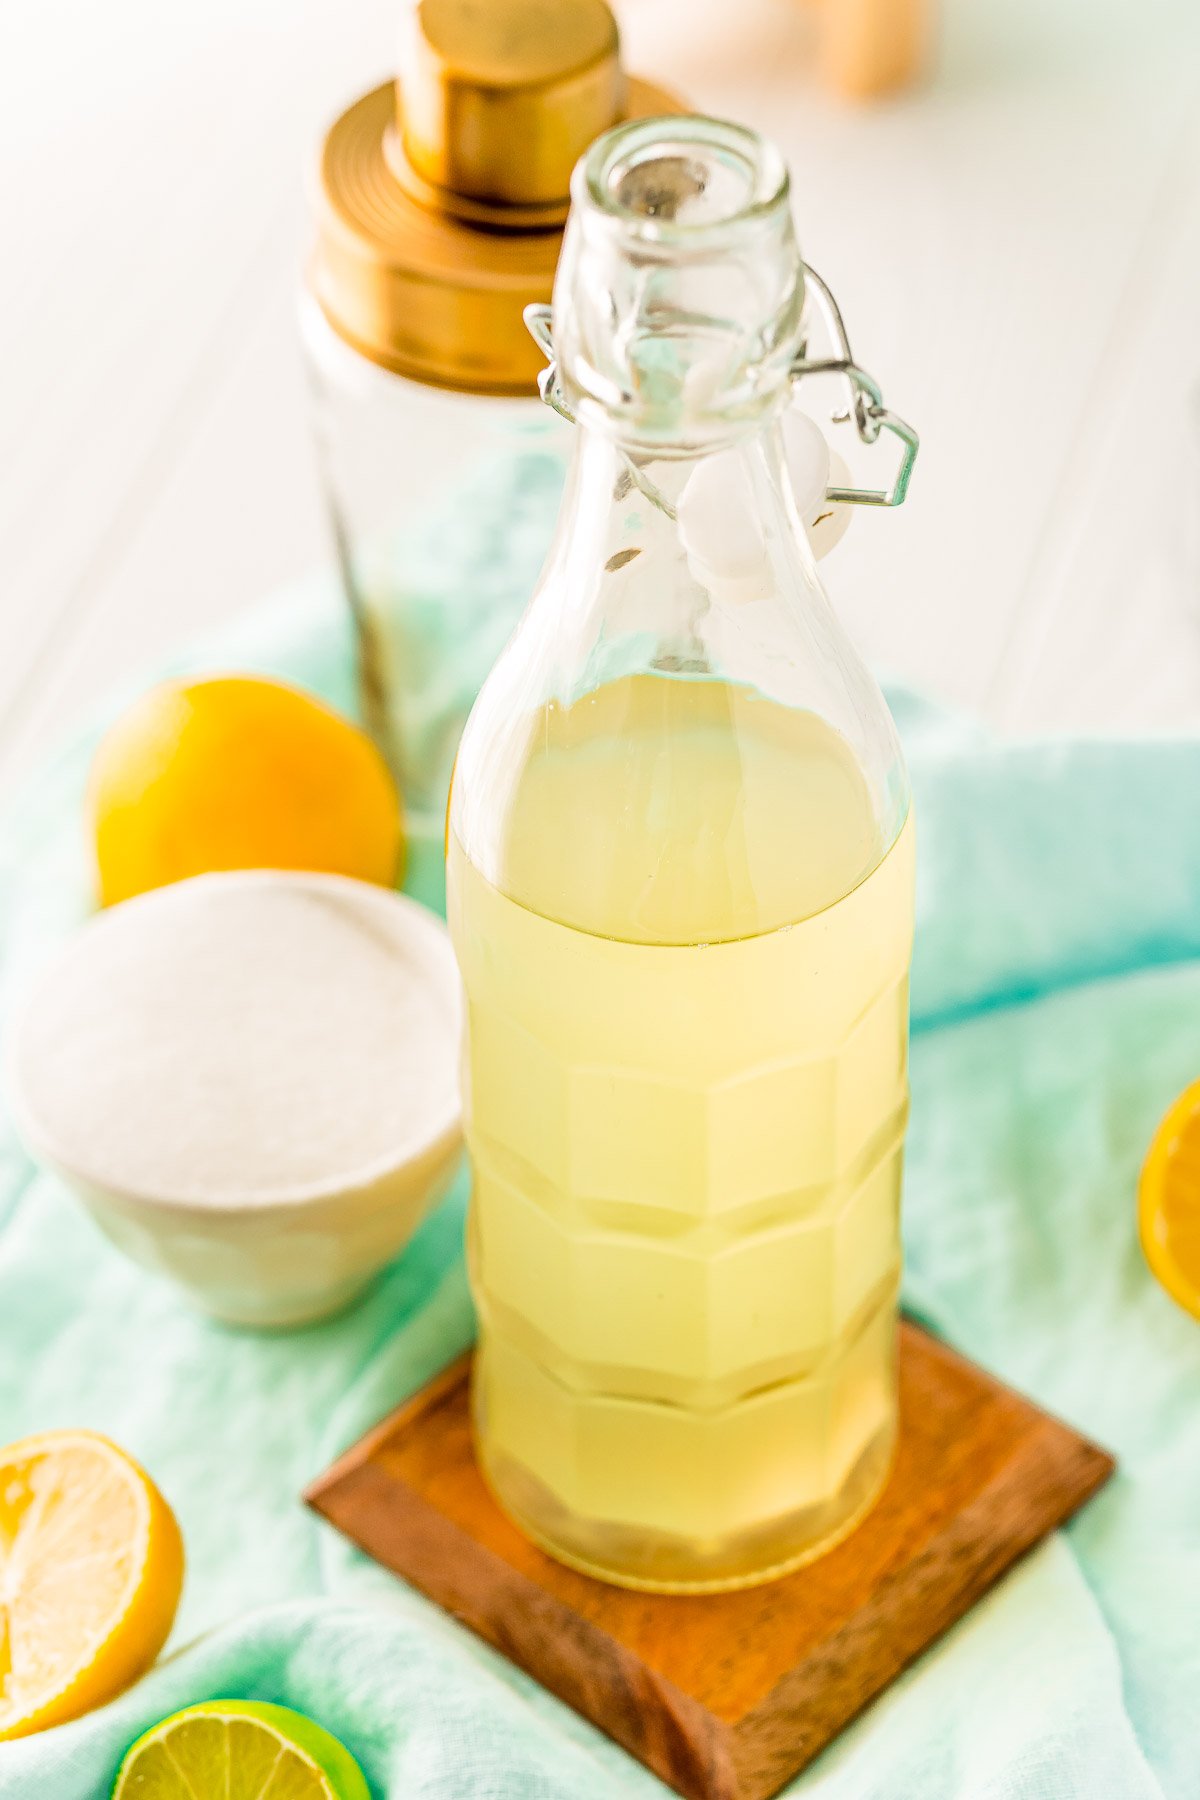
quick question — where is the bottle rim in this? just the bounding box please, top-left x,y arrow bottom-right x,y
576,114 -> 791,248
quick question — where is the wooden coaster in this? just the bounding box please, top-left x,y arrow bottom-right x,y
306,1325 -> 1113,1800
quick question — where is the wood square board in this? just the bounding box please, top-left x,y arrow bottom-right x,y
305,1325 -> 1113,1800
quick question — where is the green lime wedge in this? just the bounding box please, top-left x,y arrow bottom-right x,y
112,1699 -> 371,1800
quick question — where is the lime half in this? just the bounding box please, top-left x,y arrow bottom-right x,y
112,1699 -> 371,1799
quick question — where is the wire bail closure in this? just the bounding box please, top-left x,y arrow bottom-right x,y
524,262 -> 918,508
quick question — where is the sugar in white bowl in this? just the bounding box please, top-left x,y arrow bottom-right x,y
7,870 -> 463,1326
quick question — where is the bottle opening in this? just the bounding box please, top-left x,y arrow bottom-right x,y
583,116 -> 789,238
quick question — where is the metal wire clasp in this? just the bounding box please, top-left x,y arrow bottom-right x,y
524,262 -> 919,508
793,266 -> 918,508
524,305 -> 574,426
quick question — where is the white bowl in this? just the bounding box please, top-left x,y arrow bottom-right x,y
7,870 -> 463,1328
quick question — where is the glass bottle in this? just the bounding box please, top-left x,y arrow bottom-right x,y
447,114 -> 918,1592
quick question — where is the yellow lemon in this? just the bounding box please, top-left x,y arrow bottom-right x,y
1140,1080 -> 1200,1321
0,1429 -> 184,1739
88,676 -> 403,907
112,1700 -> 371,1799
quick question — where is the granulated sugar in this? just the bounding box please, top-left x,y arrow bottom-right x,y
12,871 -> 461,1205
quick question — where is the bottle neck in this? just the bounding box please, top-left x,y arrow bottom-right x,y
557,400 -> 817,571
528,401 -> 829,718
552,116 -> 806,456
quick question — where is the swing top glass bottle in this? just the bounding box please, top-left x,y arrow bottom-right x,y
448,115 -> 918,1592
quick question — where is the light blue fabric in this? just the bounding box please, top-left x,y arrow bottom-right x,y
1,577 -> 1197,1798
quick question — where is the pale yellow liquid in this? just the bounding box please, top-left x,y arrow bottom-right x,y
448,675 -> 915,1591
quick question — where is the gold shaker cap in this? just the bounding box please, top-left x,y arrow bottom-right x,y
310,0 -> 679,395
398,0 -> 623,223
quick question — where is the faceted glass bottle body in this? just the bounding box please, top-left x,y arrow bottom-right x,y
448,118 -> 915,1591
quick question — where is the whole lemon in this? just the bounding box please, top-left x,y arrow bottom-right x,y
88,676 -> 403,906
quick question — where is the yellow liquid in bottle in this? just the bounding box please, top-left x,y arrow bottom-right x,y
448,674 -> 915,1591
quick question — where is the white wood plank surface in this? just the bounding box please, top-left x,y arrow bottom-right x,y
2,0 -> 1199,799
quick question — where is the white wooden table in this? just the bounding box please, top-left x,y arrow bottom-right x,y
3,0 -> 1199,800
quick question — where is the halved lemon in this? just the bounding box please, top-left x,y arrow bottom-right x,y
112,1699 -> 371,1799
1139,1079 -> 1200,1320
0,1429 -> 184,1739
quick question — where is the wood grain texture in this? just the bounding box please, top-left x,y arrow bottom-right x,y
306,1324 -> 1113,1800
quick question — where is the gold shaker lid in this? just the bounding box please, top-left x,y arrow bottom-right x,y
310,0 -> 679,395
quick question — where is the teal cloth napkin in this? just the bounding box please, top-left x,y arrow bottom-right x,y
1,580 -> 1198,1800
